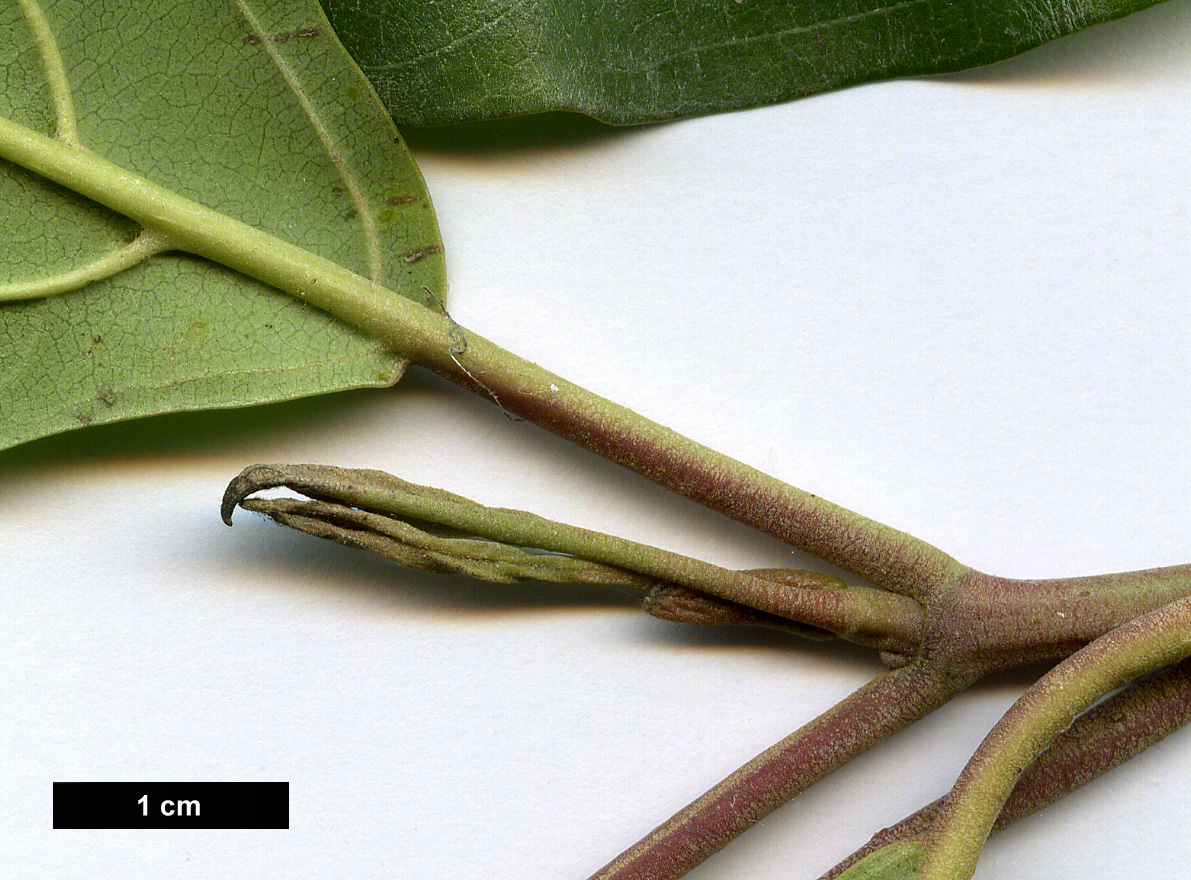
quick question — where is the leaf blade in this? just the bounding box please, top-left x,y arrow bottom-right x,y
321,0 -> 1169,125
0,0 -> 445,451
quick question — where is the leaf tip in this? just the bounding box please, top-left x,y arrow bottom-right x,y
221,463 -> 287,525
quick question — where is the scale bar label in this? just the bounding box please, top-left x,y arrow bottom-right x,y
54,782 -> 289,829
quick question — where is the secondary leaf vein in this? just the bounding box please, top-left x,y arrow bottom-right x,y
0,227 -> 172,302
604,0 -> 939,75
16,0 -> 80,144
233,0 -> 384,283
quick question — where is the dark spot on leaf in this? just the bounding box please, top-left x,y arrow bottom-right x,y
403,245 -> 443,263
279,26 -> 321,42
385,195 -> 418,205
76,413 -> 92,425
332,186 -> 342,196
97,386 -> 115,407
244,26 -> 320,45
343,208 -> 358,220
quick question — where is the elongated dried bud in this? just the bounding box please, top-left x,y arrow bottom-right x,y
237,494 -> 658,591
223,464 -> 912,648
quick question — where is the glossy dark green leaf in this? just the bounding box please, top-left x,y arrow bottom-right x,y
321,0 -> 1168,125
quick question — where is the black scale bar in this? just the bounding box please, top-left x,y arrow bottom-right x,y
54,782 -> 288,829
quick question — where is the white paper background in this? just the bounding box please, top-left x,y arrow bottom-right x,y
3,3 -> 1189,878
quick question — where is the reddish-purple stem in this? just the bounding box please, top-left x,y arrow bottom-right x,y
819,656 -> 1191,878
586,660 -> 970,880
422,356 -> 964,596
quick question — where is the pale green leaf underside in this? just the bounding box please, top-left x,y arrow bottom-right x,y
0,0 -> 445,450
322,0 -> 1169,125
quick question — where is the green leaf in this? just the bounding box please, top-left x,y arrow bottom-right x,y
0,0 -> 444,451
834,842 -> 923,879
321,0 -> 1168,125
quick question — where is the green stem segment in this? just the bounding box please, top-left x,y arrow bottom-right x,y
0,113 -> 965,596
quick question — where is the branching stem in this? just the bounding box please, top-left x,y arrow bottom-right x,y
821,656 -> 1191,878
5,105 -> 1191,880
919,595 -> 1191,879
